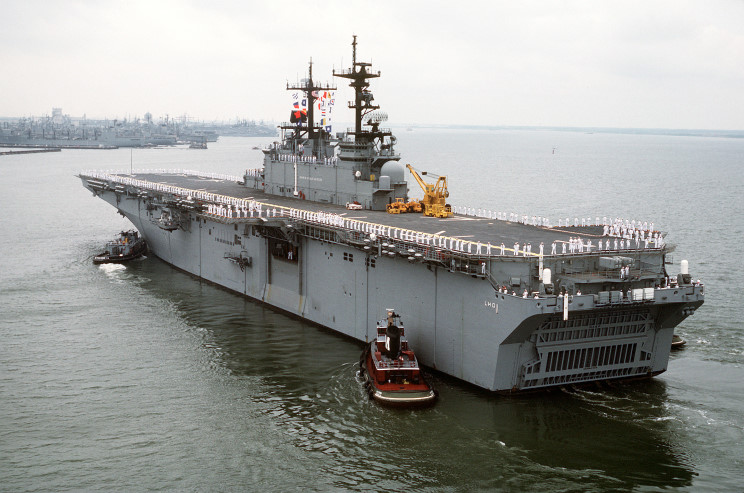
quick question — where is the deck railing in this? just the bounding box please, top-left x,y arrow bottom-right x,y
79,170 -> 665,264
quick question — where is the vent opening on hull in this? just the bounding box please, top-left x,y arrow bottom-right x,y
542,342 -> 638,374
522,366 -> 652,389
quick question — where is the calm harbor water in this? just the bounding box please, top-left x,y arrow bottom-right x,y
1,131 -> 742,491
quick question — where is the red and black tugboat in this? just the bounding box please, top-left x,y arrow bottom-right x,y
93,230 -> 147,264
359,309 -> 436,406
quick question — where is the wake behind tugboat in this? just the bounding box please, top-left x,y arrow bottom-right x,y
93,230 -> 147,264
359,309 -> 436,407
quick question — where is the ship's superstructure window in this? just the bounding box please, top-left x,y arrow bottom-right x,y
344,252 -> 354,262
366,257 -> 376,268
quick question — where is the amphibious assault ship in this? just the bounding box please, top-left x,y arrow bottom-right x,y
79,37 -> 704,392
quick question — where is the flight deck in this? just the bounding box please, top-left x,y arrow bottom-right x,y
128,171 -> 614,256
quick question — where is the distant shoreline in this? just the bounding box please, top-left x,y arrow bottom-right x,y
2,113 -> 740,139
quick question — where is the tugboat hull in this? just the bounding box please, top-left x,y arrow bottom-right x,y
92,243 -> 146,264
361,351 -> 436,406
671,334 -> 687,350
359,314 -> 437,407
93,231 -> 147,264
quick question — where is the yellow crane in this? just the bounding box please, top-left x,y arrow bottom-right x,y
405,164 -> 453,218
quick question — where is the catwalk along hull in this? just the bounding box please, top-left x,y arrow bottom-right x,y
80,172 -> 704,392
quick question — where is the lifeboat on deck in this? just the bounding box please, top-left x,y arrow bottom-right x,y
359,309 -> 436,407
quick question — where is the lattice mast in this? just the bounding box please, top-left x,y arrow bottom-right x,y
284,59 -> 336,154
333,35 -> 388,144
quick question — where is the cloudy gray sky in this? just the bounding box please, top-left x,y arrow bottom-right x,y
2,0 -> 743,129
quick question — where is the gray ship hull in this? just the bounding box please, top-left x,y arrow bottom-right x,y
80,171 -> 704,392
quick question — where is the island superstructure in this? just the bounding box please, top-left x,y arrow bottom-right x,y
79,37 -> 704,392
244,36 -> 406,210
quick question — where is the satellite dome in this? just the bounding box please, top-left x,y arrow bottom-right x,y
380,161 -> 405,184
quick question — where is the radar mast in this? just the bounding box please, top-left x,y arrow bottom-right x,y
333,35 -> 391,145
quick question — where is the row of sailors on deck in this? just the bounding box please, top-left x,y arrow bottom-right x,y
510,213 -> 551,227
275,153 -> 337,166
497,286 -> 543,299
453,208 -> 661,239
605,217 -> 655,237
604,234 -> 664,250
604,224 -> 661,243
506,235 -> 662,257
207,201 -> 267,218
453,208 -> 553,227
602,223 -> 661,241
557,217 -> 604,228
380,234 -> 663,257
290,209 -> 345,227
555,216 -> 657,234
206,202 -> 351,229
547,235 -> 663,254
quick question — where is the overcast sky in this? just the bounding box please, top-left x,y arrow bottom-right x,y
2,0 -> 743,129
